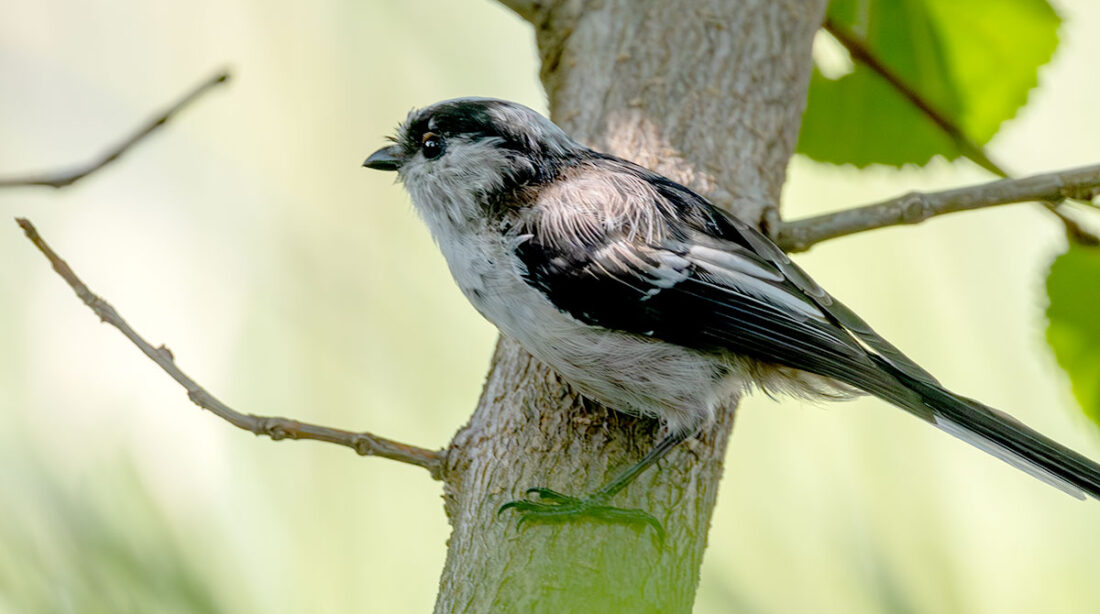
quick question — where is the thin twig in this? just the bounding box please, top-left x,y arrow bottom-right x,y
822,18 -> 1100,246
0,70 -> 231,189
776,163 -> 1100,252
15,217 -> 444,479
1047,205 -> 1100,247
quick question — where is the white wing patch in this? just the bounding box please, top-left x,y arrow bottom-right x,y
687,245 -> 784,282
589,243 -> 690,301
687,246 -> 825,319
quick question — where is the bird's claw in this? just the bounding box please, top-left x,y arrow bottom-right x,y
498,487 -> 665,542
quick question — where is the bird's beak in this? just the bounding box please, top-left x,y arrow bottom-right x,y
362,145 -> 403,171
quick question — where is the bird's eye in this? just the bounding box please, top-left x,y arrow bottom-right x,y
421,132 -> 445,160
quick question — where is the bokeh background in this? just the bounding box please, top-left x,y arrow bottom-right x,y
2,1 -> 1099,612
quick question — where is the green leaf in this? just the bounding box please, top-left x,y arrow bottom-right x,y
1046,244 -> 1100,428
798,0 -> 1059,167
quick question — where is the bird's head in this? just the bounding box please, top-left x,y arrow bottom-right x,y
363,98 -> 583,227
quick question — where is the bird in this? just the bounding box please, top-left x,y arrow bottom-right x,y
362,97 -> 1100,534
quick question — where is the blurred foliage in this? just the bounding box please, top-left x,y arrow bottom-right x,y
1046,242 -> 1100,428
799,0 -> 1059,167
0,450 -> 228,614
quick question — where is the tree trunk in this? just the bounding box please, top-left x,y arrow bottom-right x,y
435,1 -> 824,611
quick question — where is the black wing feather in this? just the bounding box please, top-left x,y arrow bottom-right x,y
515,225 -> 921,414
514,156 -> 1100,499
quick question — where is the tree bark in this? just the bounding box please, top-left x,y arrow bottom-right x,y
435,1 -> 824,611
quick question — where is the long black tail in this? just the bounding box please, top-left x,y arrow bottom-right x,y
882,363 -> 1100,500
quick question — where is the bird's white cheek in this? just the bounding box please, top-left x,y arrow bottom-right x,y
402,174 -> 489,235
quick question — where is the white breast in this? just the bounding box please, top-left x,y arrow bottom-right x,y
432,224 -> 735,435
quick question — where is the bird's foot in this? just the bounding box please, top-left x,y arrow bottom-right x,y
498,487 -> 664,541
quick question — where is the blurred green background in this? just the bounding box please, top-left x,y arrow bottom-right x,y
2,1 -> 1099,612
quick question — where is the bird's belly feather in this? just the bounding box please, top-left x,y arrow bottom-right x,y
440,232 -> 732,434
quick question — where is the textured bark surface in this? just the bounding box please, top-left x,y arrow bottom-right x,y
435,1 -> 825,611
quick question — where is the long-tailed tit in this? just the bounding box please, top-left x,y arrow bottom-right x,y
363,98 -> 1100,533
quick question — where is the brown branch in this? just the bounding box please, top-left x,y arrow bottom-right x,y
776,163 -> 1100,252
15,217 -> 444,479
0,70 -> 231,189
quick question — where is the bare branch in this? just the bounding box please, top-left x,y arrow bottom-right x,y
15,217 -> 444,479
776,163 -> 1100,252
0,69 -> 231,189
